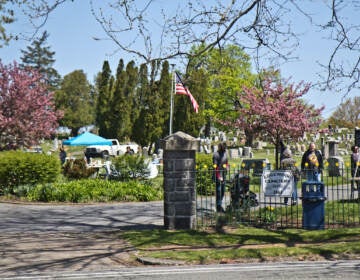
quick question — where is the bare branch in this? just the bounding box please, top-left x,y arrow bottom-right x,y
6,0 -> 360,95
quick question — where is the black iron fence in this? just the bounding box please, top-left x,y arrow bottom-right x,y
195,166 -> 360,229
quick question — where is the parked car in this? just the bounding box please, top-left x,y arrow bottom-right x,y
85,139 -> 139,159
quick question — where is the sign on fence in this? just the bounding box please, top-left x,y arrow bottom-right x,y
261,170 -> 294,197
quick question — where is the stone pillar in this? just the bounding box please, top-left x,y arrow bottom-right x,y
160,131 -> 200,230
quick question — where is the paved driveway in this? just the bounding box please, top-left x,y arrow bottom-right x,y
0,201 -> 164,233
0,201 -> 164,278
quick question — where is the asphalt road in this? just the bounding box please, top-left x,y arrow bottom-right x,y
0,201 -> 164,233
2,261 -> 360,280
0,201 -> 164,278
1,200 -> 360,279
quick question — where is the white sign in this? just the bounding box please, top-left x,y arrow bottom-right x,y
261,170 -> 294,197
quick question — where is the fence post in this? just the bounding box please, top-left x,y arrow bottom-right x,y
160,131 -> 200,230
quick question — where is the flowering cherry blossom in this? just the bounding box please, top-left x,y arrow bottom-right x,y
0,61 -> 62,150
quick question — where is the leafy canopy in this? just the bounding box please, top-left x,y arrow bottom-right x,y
0,61 -> 62,150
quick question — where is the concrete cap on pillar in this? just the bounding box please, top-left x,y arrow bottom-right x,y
161,131 -> 200,151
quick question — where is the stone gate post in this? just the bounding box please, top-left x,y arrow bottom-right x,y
160,131 -> 200,230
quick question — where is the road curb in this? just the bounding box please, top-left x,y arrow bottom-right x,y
136,256 -> 186,266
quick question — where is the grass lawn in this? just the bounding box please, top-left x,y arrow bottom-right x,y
122,226 -> 360,264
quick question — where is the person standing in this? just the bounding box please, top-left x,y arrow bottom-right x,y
59,146 -> 67,165
213,142 -> 228,212
350,145 -> 360,190
125,146 -> 134,155
280,148 -> 300,205
301,142 -> 323,182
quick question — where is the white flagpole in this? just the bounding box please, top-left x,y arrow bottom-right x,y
169,71 -> 175,135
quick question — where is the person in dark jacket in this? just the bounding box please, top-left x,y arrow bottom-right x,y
212,142 -> 228,212
59,146 -> 67,165
301,142 -> 323,182
350,145 -> 360,190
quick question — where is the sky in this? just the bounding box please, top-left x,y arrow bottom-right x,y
0,0 -> 358,119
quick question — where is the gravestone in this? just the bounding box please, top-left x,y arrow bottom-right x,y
327,156 -> 345,177
241,158 -> 270,176
328,140 -> 339,157
243,146 -> 251,157
229,148 -> 240,159
238,147 -> 243,158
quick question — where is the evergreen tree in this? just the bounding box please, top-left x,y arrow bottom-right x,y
132,61 -> 168,152
95,60 -> 113,138
119,61 -> 138,141
54,70 -> 95,135
109,60 -> 138,141
158,61 -> 172,138
110,59 -> 127,140
20,31 -> 61,89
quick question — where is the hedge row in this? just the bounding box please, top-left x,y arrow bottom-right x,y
0,151 -> 61,194
22,179 -> 163,203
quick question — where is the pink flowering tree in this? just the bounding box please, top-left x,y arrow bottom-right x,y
224,78 -> 324,169
0,61 -> 62,150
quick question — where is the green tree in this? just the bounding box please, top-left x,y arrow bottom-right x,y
182,45 -> 255,139
205,45 -> 255,123
132,63 -> 150,147
0,0 -> 15,47
95,60 -> 113,138
328,96 -> 360,128
110,59 -> 127,140
157,60 -> 171,138
173,68 -> 207,137
54,70 -> 95,135
20,31 -> 61,89
109,60 -> 139,141
133,60 -> 166,152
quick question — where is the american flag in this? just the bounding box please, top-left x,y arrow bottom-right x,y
175,72 -> 199,113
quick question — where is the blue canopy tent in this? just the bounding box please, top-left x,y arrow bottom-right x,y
62,132 -> 112,146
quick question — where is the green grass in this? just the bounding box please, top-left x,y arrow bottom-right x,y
122,226 -> 360,264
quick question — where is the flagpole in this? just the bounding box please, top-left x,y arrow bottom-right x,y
169,70 -> 175,135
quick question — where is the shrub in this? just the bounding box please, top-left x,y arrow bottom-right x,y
0,151 -> 61,194
62,158 -> 97,179
25,179 -> 163,203
196,153 -> 215,195
113,154 -> 150,180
